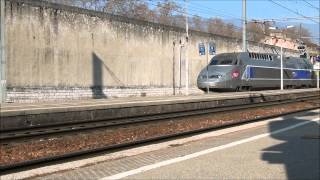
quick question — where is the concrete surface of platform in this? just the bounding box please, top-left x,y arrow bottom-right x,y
1,89 -> 319,131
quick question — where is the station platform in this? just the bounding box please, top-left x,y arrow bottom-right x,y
1,89 -> 319,131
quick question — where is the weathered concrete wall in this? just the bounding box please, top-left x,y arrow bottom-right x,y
5,0 -> 299,102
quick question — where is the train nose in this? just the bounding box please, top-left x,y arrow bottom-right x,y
197,65 -> 237,90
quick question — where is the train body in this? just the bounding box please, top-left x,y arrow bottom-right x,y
197,52 -> 317,92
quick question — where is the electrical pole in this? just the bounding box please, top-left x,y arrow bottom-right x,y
0,0 -> 6,103
299,23 -> 302,41
317,69 -> 319,89
280,46 -> 283,90
172,41 -> 176,95
242,0 -> 247,52
206,42 -> 209,94
185,0 -> 189,95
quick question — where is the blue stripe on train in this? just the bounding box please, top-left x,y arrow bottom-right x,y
246,66 -> 311,79
246,66 -> 254,78
292,70 -> 311,79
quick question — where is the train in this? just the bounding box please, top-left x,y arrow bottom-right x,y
197,52 -> 318,92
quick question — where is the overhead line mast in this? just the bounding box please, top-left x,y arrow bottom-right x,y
0,0 -> 5,103
242,0 -> 247,52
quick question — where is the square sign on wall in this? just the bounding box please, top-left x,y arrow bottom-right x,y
199,43 -> 205,56
209,42 -> 216,55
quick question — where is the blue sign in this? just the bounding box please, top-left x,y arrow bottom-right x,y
209,42 -> 216,55
199,43 -> 205,56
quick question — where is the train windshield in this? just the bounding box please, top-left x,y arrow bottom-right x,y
209,54 -> 238,65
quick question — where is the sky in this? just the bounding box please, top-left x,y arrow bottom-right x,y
187,0 -> 319,21
150,0 -> 319,44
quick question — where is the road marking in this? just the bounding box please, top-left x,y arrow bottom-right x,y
101,117 -> 320,180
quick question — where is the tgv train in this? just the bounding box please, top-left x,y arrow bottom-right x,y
197,52 -> 317,92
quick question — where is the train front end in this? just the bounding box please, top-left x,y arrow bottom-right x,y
197,53 -> 241,92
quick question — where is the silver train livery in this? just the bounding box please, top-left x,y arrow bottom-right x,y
197,52 -> 317,92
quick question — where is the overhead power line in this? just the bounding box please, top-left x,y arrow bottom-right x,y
258,16 -> 320,22
302,0 -> 320,11
268,0 -> 319,24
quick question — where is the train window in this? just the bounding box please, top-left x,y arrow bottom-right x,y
209,54 -> 238,65
220,60 -> 233,65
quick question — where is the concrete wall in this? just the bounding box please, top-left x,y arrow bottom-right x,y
4,0 -> 299,102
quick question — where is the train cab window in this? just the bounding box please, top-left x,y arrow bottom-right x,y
209,54 -> 238,65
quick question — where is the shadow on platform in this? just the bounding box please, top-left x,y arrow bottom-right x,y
262,114 -> 320,179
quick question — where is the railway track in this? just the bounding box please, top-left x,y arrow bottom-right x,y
1,94 -> 319,141
1,95 -> 319,171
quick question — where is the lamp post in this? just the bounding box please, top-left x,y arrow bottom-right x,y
280,45 -> 283,90
0,0 -> 5,103
242,0 -> 247,52
185,0 -> 189,95
269,25 -> 295,90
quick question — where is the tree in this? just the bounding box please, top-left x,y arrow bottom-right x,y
103,0 -> 155,21
247,21 -> 265,42
46,0 -> 105,10
156,0 -> 181,25
207,18 -> 224,35
172,15 -> 186,29
191,15 -> 204,31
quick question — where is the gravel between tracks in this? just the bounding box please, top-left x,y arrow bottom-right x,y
0,100 -> 319,166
